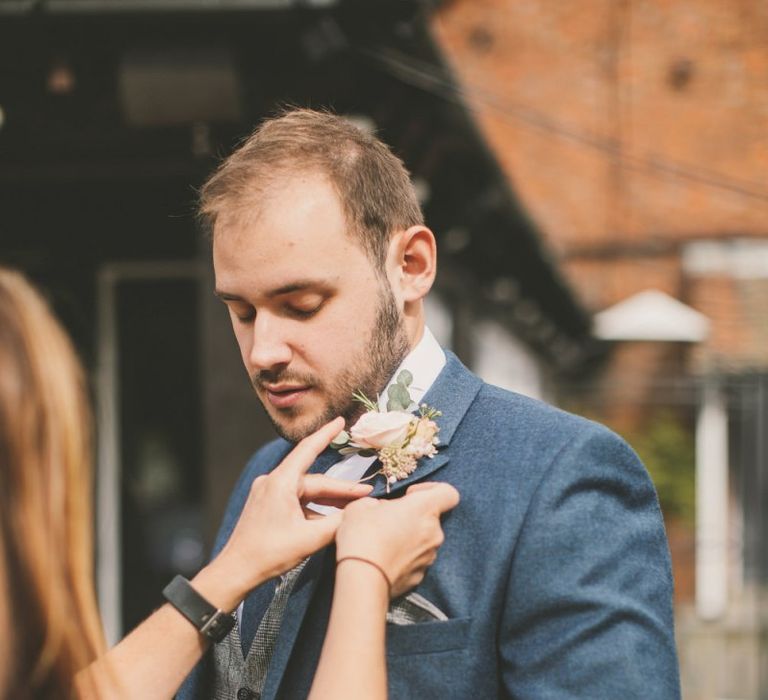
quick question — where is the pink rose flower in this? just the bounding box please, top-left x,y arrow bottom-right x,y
350,410 -> 414,449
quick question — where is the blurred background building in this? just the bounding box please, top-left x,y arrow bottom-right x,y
433,2 -> 768,697
0,1 -> 765,698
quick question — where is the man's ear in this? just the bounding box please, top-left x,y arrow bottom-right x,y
389,225 -> 437,303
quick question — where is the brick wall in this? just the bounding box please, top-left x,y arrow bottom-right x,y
431,3 -> 768,631
431,0 -> 768,386
432,0 -> 768,255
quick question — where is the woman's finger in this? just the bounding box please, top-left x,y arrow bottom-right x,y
404,482 -> 440,494
306,497 -> 366,509
404,482 -> 460,515
300,474 -> 373,504
302,508 -> 344,551
275,417 -> 345,478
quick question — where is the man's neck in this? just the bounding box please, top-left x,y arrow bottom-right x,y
403,312 -> 426,355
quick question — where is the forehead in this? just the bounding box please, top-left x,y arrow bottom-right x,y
212,172 -> 371,292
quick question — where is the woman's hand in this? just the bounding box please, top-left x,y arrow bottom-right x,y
309,483 -> 459,700
77,419 -> 371,700
207,417 -> 372,607
335,482 -> 460,598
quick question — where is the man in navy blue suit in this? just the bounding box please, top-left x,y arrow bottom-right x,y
179,108 -> 680,699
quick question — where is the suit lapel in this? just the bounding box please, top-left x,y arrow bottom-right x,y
260,546 -> 330,700
239,578 -> 277,657
368,452 -> 451,498
419,351 -> 483,445
254,446 -> 339,699
236,447 -> 338,664
308,445 -> 344,475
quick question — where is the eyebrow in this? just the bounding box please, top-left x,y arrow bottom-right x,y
214,279 -> 332,301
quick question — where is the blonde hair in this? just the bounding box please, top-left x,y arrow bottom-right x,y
199,107 -> 424,266
0,268 -> 105,698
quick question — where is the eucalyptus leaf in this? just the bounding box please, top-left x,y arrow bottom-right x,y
390,383 -> 411,404
397,369 -> 413,387
338,446 -> 359,455
358,449 -> 377,457
387,383 -> 410,411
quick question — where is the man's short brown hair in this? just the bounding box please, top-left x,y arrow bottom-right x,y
199,108 -> 424,266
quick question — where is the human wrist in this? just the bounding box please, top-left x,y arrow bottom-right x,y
336,556 -> 392,601
191,554 -> 265,613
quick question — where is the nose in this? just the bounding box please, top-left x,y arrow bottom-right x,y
248,313 -> 293,372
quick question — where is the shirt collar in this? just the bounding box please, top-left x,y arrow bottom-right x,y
377,326 -> 446,411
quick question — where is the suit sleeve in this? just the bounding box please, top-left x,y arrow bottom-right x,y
499,425 -> 681,699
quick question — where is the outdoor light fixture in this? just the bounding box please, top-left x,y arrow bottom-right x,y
592,289 -> 709,343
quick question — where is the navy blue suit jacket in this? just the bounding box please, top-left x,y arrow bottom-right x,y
178,351 -> 680,699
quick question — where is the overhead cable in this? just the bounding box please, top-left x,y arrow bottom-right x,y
360,45 -> 768,204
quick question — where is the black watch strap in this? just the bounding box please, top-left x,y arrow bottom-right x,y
162,575 -> 235,643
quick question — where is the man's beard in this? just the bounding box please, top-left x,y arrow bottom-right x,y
251,282 -> 410,443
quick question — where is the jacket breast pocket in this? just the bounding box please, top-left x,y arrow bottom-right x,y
385,616 -> 471,656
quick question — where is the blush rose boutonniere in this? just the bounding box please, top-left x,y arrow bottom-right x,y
330,370 -> 442,493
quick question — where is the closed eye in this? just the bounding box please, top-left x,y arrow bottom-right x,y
236,313 -> 255,323
286,303 -> 322,319
232,306 -> 255,323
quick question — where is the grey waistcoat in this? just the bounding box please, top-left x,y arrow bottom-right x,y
211,560 -> 308,700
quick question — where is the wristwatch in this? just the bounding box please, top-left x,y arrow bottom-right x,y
162,575 -> 236,643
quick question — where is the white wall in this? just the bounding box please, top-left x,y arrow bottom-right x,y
473,319 -> 546,400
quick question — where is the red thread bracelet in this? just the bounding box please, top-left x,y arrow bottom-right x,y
336,556 -> 392,594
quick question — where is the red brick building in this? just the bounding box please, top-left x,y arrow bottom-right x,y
432,0 -> 768,373
431,2 -> 768,697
